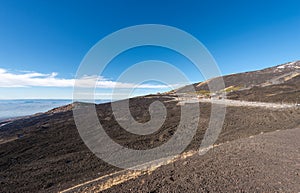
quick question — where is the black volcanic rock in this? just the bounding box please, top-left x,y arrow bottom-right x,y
177,61 -> 300,97
0,61 -> 300,192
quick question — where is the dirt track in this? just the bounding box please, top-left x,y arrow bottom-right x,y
179,97 -> 298,109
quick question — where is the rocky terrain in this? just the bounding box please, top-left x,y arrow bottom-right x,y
179,61 -> 300,104
227,72 -> 300,103
102,128 -> 300,193
0,61 -> 299,192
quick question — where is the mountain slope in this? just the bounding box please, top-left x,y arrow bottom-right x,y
177,61 -> 300,103
227,73 -> 300,103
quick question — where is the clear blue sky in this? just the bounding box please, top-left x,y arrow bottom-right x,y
0,0 -> 299,99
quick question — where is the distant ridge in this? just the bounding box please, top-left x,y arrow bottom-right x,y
177,61 -> 300,103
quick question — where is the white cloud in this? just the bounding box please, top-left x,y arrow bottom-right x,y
0,68 -> 172,89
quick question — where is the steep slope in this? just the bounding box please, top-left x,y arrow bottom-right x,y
176,61 -> 300,103
228,73 -> 300,103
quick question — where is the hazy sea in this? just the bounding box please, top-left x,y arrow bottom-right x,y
0,99 -> 109,121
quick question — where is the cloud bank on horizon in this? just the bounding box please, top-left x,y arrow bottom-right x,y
0,68 -> 174,89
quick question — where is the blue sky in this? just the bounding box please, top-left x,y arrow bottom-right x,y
0,0 -> 299,99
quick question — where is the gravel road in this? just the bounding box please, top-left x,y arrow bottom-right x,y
178,97 -> 297,109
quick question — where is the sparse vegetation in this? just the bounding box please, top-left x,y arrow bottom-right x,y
223,85 -> 242,93
195,90 -> 211,97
